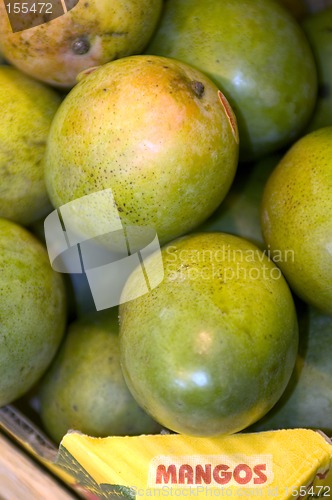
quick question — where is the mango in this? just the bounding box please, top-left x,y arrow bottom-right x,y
38,309 -> 161,444
145,0 -> 317,160
0,0 -> 162,88
0,218 -> 67,407
0,66 -> 61,225
45,55 -> 239,245
261,127 -> 332,314
249,305 -> 332,435
120,232 -> 298,436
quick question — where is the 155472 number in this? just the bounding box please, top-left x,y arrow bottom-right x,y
286,485 -> 331,497
5,3 -> 53,14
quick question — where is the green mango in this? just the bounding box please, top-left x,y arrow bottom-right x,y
38,308 -> 162,444
145,0 -> 317,161
120,232 -> 298,437
261,127 -> 332,314
0,218 -> 67,406
28,216 -> 78,322
0,66 -> 61,225
248,305 -> 332,435
302,7 -> 332,131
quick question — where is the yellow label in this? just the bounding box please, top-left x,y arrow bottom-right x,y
56,429 -> 332,499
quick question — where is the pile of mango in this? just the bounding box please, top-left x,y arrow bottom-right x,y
0,0 -> 331,444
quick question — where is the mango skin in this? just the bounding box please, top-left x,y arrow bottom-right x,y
145,0 -> 317,161
38,309 -> 161,444
0,66 -> 61,225
249,305 -> 332,435
302,7 -> 332,132
0,218 -> 67,407
261,127 -> 332,315
45,55 -> 239,245
0,0 -> 162,88
119,232 -> 298,437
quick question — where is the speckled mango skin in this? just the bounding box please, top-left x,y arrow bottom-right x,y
0,66 -> 61,225
38,309 -> 161,444
119,232 -> 298,437
0,218 -> 67,407
0,0 -> 162,88
45,55 -> 239,245
261,127 -> 332,315
145,0 -> 317,161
